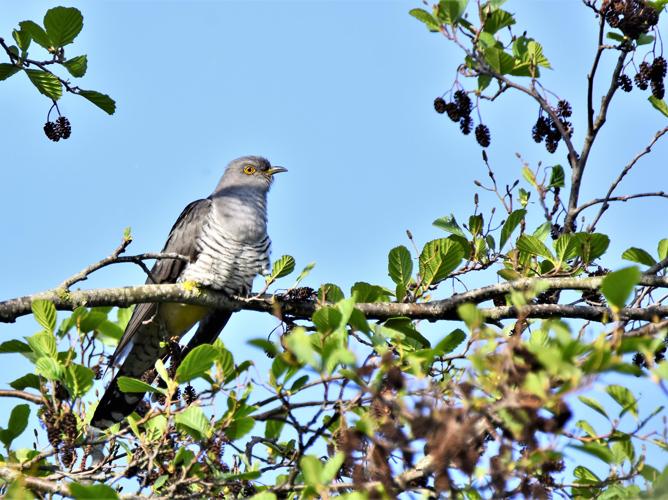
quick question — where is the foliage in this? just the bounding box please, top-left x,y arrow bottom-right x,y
1,1 -> 668,499
0,6 -> 115,142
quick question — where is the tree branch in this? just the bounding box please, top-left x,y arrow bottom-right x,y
2,275 -> 668,325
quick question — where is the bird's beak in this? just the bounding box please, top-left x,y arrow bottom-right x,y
266,166 -> 288,176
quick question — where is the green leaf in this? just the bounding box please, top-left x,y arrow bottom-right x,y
600,266 -> 641,309
26,331 -> 57,359
573,233 -> 610,263
9,374 -> 41,391
318,283 -> 344,303
383,317 -> 431,348
578,395 -> 608,420
18,21 -> 51,49
483,9 -> 515,34
433,214 -> 466,237
0,64 -> 21,81
78,90 -> 116,115
622,247 -> 656,266
247,338 -> 278,358
175,344 -> 218,383
483,47 -> 516,74
312,306 -> 343,334
649,95 -> 668,117
69,482 -> 119,500
437,0 -> 469,25
0,339 -> 32,354
321,452 -> 345,484
606,385 -> 638,418
573,443 -> 614,464
388,246 -> 413,287
499,209 -> 526,250
606,32 -> 626,42
433,328 -> 466,356
35,357 -> 63,380
0,404 -> 30,449
32,300 -> 57,333
409,8 -> 440,30
175,405 -> 211,440
25,69 -> 62,100
419,238 -> 464,289
659,239 -> 668,260
63,364 -> 94,398
549,165 -> 565,188
300,455 -> 323,486
117,376 -> 162,395
224,416 -> 254,440
44,7 -> 83,47
525,40 -> 551,69
265,418 -> 285,440
268,255 -> 296,281
637,33 -> 655,45
62,55 -> 87,78
12,28 -> 31,51
517,234 -> 554,260
285,328 -> 317,368
250,493 -> 277,500
573,465 -> 600,483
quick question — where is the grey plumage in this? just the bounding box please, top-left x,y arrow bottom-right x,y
91,156 -> 286,429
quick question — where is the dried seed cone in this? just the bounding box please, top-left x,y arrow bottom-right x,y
44,121 -> 60,141
433,97 -> 447,114
55,116 -> 71,139
475,124 -> 491,147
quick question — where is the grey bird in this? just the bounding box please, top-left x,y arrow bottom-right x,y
91,156 -> 286,429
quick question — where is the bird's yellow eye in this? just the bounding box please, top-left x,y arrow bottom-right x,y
243,165 -> 256,175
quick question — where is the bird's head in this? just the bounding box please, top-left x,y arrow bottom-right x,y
216,156 -> 287,192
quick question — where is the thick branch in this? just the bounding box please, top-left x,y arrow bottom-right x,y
2,275 -> 668,324
0,389 -> 44,405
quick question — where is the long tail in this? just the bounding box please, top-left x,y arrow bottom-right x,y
90,310 -> 232,429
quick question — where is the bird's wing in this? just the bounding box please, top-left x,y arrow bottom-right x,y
109,198 -> 212,367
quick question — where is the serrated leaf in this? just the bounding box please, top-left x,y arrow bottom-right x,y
78,89 -> 116,115
499,209 -> 526,250
517,234 -> 554,260
434,328 -> 466,356
419,238 -> 464,289
25,69 -> 62,100
573,233 -> 610,263
383,317 -> 431,348
61,55 -> 87,78
44,7 -> 83,47
312,306 -> 343,334
0,64 -> 21,81
350,282 -> 391,303
437,0 -> 469,25
224,416 -> 254,440
175,405 -> 211,440
483,8 -> 515,34
26,331 -> 57,359
578,395 -> 608,419
388,245 -> 413,287
175,344 -> 218,383
63,364 -> 94,398
318,283 -> 344,303
18,21 -> 51,49
601,266 -> 641,309
35,357 -> 63,381
483,47 -> 516,74
606,385 -> 638,418
31,300 -> 57,333
12,29 -> 31,52
433,214 -> 467,237
9,374 -> 41,391
649,95 -> 668,117
69,482 -> 119,500
622,247 -> 656,266
286,328 -> 317,368
268,255 -> 296,281
117,376 -> 161,394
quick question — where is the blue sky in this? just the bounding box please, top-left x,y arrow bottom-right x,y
1,0 -> 667,486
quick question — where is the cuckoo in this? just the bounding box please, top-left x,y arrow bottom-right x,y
91,156 -> 286,429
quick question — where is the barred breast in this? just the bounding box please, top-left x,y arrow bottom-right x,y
180,196 -> 271,295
